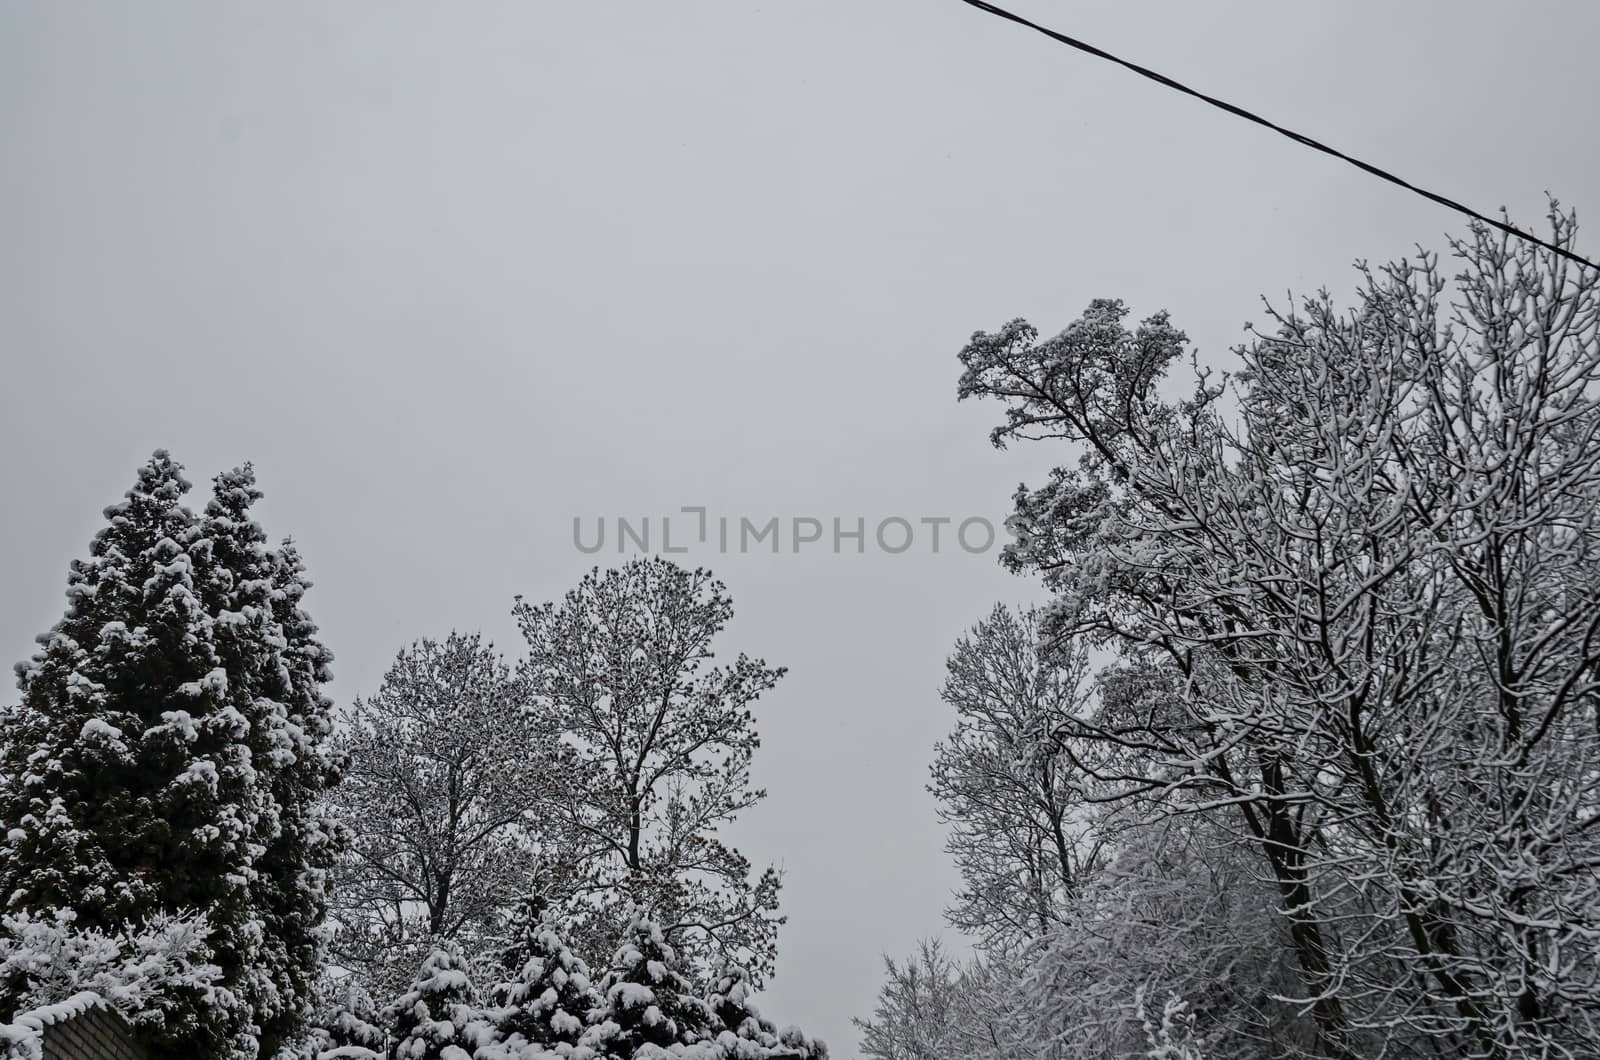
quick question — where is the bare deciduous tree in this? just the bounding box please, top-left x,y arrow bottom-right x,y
852,939 -> 961,1060
513,558 -> 786,983
958,209 -> 1600,1059
329,632 -> 566,992
928,615 -> 1313,1060
930,604 -> 1100,949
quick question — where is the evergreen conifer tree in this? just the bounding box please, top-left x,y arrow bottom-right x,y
312,980 -> 388,1059
0,452 -> 342,1058
581,912 -> 714,1058
492,911 -> 599,1049
705,962 -> 827,1060
495,892 -> 551,978
199,469 -> 345,1056
706,963 -> 776,1047
386,944 -> 494,1060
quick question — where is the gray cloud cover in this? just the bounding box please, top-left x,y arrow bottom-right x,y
3,1 -> 1596,1052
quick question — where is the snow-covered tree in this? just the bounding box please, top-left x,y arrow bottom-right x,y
328,633 -> 569,994
0,453 -> 342,1058
703,962 -> 826,1060
200,468 -> 346,1058
515,560 -> 786,984
704,963 -> 772,1046
306,978 -> 388,1060
492,910 -> 600,1049
769,1024 -> 828,1060
851,940 -> 960,1060
580,912 -> 715,1057
495,892 -> 553,977
385,944 -> 495,1060
1018,819 -> 1314,1060
956,209 -> 1600,1058
930,604 -> 1100,949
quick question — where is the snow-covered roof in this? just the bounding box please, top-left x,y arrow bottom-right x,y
9,990 -> 108,1030
2,991 -> 111,1060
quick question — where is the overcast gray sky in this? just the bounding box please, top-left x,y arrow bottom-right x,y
3,1 -> 1597,1053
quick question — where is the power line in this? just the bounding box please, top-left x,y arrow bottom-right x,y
956,0 -> 1600,273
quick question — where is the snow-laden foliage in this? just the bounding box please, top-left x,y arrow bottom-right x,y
204,469 -> 347,1059
0,453 -> 342,1059
514,560 -> 785,985
853,939 -> 1044,1060
474,913 -> 825,1060
328,633 -> 569,995
491,910 -> 600,1049
704,962 -> 824,1060
317,914 -> 826,1060
0,907 -> 222,1054
0,1022 -> 35,1060
304,978 -> 387,1060
579,911 -> 716,1057
851,939 -> 960,1060
889,604 -> 1307,1059
385,943 -> 496,1060
703,963 -> 775,1051
954,209 -> 1600,1058
496,893 -> 556,979
1135,991 -> 1205,1060
1019,821 -> 1314,1059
